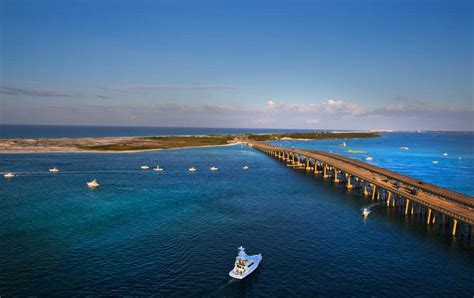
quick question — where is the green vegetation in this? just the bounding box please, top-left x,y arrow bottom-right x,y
75,132 -> 379,152
79,135 -> 236,151
247,132 -> 380,141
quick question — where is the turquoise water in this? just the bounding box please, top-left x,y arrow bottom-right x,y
1,132 -> 473,295
271,132 -> 474,196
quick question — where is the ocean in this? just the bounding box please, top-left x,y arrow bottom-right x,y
0,128 -> 473,296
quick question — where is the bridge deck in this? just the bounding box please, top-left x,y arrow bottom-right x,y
249,141 -> 474,225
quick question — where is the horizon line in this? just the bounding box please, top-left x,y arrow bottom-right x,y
1,123 -> 473,133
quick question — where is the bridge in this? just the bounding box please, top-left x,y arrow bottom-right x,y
246,140 -> 474,237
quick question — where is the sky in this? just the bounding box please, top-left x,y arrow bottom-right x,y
0,0 -> 472,131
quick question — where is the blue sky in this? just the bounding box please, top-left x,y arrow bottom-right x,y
1,0 -> 472,130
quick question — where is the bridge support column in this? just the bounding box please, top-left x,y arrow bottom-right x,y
346,175 -> 353,189
452,219 -> 458,236
371,185 -> 376,200
323,165 -> 329,178
305,159 -> 312,171
427,209 -> 432,224
386,191 -> 392,206
334,169 -> 340,183
405,199 -> 410,215
364,184 -> 368,196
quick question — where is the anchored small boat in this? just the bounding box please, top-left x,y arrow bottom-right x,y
229,246 -> 262,280
87,179 -> 100,188
400,146 -> 409,150
140,165 -> 150,170
365,156 -> 373,161
339,141 -> 347,147
432,160 -> 438,164
188,167 -> 197,172
243,165 -> 249,170
210,166 -> 218,171
153,166 -> 163,172
3,172 -> 15,178
49,167 -> 59,173
362,208 -> 371,217
442,152 -> 448,156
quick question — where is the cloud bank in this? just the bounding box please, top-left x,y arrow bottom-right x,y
2,96 -> 472,131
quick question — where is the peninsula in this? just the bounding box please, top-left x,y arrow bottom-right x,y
0,132 -> 380,153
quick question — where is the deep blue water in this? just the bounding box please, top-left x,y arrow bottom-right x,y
0,124 -> 318,139
0,132 -> 473,296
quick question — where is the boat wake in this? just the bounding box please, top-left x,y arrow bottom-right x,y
213,278 -> 237,295
361,202 -> 383,217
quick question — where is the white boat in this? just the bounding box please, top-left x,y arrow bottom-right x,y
442,152 -> 448,156
210,166 -> 218,171
243,165 -> 249,170
188,167 -> 197,172
153,166 -> 163,172
87,179 -> 100,188
49,167 -> 59,173
366,157 -> 373,161
362,208 -> 371,217
339,141 -> 347,147
400,146 -> 409,150
229,246 -> 262,280
432,160 -> 438,164
140,165 -> 150,170
3,172 -> 15,178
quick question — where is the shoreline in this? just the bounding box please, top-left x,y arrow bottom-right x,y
0,131 -> 380,154
0,141 -> 244,154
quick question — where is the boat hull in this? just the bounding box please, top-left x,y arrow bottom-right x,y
229,254 -> 262,280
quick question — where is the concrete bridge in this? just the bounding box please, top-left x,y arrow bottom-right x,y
247,140 -> 474,238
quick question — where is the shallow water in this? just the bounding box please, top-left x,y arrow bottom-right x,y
0,133 -> 473,296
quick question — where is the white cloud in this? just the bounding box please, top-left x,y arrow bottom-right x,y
321,99 -> 364,115
266,100 -> 278,109
265,99 -> 363,115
